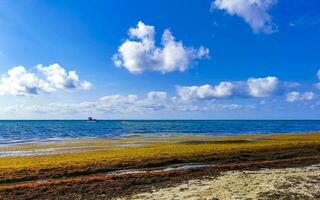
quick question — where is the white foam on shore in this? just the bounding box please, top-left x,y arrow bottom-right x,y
0,137 -> 69,147
0,146 -> 104,157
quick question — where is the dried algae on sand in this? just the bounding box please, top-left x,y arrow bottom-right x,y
1,133 -> 320,178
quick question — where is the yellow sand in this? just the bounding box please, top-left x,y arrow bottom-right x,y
129,164 -> 320,200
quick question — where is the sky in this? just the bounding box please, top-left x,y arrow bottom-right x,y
0,0 -> 320,119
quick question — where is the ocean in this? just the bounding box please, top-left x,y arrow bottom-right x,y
0,120 -> 319,145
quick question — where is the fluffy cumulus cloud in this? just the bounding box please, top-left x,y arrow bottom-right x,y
0,64 -> 92,96
37,64 -> 92,90
286,91 -> 315,102
113,21 -> 209,73
247,76 -> 278,97
177,82 -> 235,101
177,76 -> 279,101
212,0 -> 277,33
0,66 -> 53,96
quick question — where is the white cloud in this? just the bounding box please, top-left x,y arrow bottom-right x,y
302,92 -> 315,100
172,101 -> 250,112
286,91 -> 315,102
113,21 -> 209,73
146,91 -> 167,100
247,76 -> 278,97
99,94 -> 138,104
37,64 -> 92,90
177,82 -> 235,101
98,94 -> 139,112
177,76 -> 279,101
96,92 -> 169,112
139,91 -> 169,110
2,90 -> 255,116
0,66 -> 53,96
213,0 -> 277,33
0,64 -> 92,96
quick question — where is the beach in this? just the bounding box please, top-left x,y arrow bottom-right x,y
130,164 -> 320,200
0,133 -> 320,199
1,0 -> 319,198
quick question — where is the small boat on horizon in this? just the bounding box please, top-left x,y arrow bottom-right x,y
87,117 -> 97,122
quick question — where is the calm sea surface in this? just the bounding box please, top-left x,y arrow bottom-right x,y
0,120 -> 319,144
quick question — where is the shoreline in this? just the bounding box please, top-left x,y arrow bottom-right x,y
0,132 -> 320,199
0,126 -> 320,148
0,130 -> 319,150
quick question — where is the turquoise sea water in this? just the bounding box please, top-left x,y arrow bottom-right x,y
0,120 -> 319,145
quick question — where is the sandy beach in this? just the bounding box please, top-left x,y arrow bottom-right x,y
0,133 -> 320,199
129,164 -> 320,200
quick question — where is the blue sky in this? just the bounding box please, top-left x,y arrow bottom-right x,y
0,0 -> 320,119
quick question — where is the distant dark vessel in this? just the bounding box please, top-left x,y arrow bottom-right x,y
87,117 -> 97,122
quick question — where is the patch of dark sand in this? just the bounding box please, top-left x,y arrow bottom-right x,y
257,191 -> 312,200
